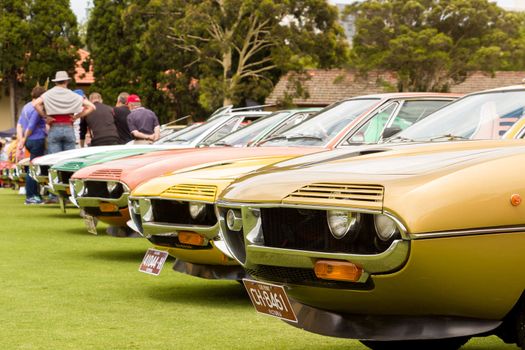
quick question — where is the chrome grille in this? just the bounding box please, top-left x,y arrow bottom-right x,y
284,183 -> 384,210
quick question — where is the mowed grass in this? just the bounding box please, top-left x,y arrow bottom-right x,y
0,188 -> 518,350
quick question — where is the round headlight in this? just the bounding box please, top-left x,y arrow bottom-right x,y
226,209 -> 243,232
131,200 -> 141,214
189,202 -> 206,220
107,181 -> 118,193
326,210 -> 360,239
374,214 -> 398,241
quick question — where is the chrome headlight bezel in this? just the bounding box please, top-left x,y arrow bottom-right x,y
226,209 -> 243,232
326,210 -> 361,239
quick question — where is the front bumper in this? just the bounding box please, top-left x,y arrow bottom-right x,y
71,179 -> 131,226
284,300 -> 500,341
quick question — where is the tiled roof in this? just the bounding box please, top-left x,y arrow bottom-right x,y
266,69 -> 525,106
75,48 -> 94,85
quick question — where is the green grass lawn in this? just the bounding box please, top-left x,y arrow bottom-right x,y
0,188 -> 519,349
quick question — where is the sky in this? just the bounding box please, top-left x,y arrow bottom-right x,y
70,0 -> 523,23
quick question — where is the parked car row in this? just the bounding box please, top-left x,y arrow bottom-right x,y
14,85 -> 525,349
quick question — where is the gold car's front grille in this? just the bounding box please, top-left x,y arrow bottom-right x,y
283,183 -> 384,210
162,184 -> 217,201
88,169 -> 123,180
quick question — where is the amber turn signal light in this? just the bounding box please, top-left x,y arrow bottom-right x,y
511,194 -> 522,206
99,202 -> 118,212
314,260 -> 362,282
178,231 -> 206,246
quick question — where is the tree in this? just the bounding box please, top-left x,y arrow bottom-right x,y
167,0 -> 349,109
347,0 -> 525,91
0,0 -> 79,122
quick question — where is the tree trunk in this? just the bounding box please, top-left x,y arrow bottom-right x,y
8,78 -> 17,127
222,45 -> 233,106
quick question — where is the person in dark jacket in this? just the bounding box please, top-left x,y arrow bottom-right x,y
113,92 -> 133,144
79,93 -> 120,147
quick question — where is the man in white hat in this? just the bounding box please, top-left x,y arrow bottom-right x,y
33,71 -> 96,153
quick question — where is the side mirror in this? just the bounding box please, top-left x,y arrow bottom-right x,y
382,126 -> 402,139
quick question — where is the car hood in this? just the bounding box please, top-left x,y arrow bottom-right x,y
31,144 -> 176,166
220,140 -> 525,233
52,147 -> 166,172
73,146 -> 322,190
132,155 -> 298,198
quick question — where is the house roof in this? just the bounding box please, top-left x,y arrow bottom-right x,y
75,48 -> 94,85
266,69 -> 525,106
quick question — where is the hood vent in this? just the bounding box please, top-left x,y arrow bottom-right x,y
88,169 -> 123,180
283,183 -> 384,210
163,184 -> 217,201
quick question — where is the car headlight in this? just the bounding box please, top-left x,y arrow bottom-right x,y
374,214 -> 398,241
142,199 -> 153,221
226,209 -> 243,232
34,165 -> 41,176
73,180 -> 85,196
326,210 -> 360,239
189,202 -> 206,220
107,181 -> 118,193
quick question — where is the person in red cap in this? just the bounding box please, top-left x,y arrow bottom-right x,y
126,94 -> 160,144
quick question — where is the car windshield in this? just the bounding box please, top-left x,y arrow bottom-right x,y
157,115 -> 233,145
260,99 -> 380,146
154,123 -> 202,144
211,111 -> 292,147
392,90 -> 525,142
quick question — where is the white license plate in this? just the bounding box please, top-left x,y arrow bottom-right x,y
139,248 -> 169,276
83,215 -> 98,235
243,279 -> 297,323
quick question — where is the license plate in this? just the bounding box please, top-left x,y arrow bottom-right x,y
243,279 -> 297,323
84,215 -> 98,235
139,248 -> 169,276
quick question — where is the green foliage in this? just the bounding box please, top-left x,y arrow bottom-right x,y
0,0 -> 79,102
166,0 -> 350,110
348,0 -> 525,92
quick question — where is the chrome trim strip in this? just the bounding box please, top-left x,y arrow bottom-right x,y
410,226 -> 525,239
246,240 -> 409,274
129,195 -> 213,204
216,201 -> 381,214
142,222 -> 219,240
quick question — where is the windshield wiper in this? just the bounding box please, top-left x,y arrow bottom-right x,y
212,141 -> 233,147
286,135 -> 323,141
429,134 -> 469,141
385,135 -> 414,143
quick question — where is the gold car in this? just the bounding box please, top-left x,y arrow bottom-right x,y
129,156 -> 294,279
217,87 -> 525,349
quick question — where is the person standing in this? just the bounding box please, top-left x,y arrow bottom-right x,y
126,94 -> 160,143
17,86 -> 47,204
113,92 -> 133,144
32,71 -> 95,153
79,93 -> 120,147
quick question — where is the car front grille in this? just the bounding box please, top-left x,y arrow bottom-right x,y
150,199 -> 216,226
84,181 -> 125,199
260,208 -> 383,254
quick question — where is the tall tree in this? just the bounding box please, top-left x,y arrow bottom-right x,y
347,0 -> 525,91
0,0 -> 79,122
0,0 -> 30,123
168,0 -> 349,109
